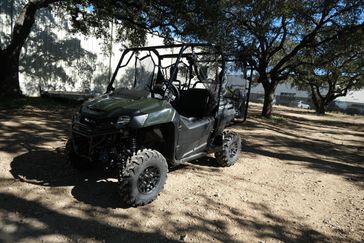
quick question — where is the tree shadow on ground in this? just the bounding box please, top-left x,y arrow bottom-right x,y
1,103 -> 364,241
273,111 -> 364,131
0,108 -> 73,154
134,191 -> 358,243
244,120 -> 363,165
243,140 -> 364,186
2,188 -> 354,242
3,166 -> 358,243
0,192 -> 179,242
237,106 -> 364,188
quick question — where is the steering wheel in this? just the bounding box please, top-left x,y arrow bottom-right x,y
164,82 -> 180,103
152,82 -> 180,103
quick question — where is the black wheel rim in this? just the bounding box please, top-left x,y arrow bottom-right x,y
229,140 -> 239,158
137,166 -> 161,194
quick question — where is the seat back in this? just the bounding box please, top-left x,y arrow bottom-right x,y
174,88 -> 216,118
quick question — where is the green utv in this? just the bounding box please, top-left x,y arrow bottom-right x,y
67,44 -> 245,206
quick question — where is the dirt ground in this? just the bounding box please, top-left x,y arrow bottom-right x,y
0,103 -> 363,242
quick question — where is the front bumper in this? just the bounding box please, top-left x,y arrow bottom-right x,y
71,121 -> 120,160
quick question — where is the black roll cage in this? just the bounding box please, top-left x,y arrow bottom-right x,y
106,43 -> 225,104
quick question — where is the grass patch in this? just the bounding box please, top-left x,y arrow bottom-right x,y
0,97 -> 81,110
270,115 -> 288,123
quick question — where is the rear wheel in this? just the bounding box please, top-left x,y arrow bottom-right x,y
215,131 -> 241,167
119,149 -> 168,206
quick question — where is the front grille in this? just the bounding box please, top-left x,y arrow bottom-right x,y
73,133 -> 91,156
80,116 -> 116,130
72,118 -> 118,137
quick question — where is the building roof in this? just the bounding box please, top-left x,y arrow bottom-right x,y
336,89 -> 364,103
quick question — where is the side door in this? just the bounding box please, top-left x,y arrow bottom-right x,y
175,117 -> 214,160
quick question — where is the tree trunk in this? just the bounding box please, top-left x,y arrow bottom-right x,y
261,81 -> 277,118
0,49 -> 21,97
310,84 -> 326,115
0,1 -> 42,97
314,99 -> 326,115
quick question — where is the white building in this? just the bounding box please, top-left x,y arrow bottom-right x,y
225,75 -> 364,113
1,1 -> 166,97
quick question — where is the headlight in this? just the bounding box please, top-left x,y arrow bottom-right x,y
116,115 -> 131,128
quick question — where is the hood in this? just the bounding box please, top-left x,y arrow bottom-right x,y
80,94 -> 171,119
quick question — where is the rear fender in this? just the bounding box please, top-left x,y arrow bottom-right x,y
214,101 -> 235,135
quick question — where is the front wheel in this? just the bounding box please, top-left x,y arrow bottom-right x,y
215,131 -> 241,167
119,149 -> 168,206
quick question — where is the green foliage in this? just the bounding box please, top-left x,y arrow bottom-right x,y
1,0 -> 363,105
55,0 -> 150,48
293,27 -> 364,113
150,0 -> 363,117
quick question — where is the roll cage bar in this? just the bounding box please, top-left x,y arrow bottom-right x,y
106,43 -> 225,95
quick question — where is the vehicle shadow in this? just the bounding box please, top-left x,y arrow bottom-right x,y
10,148 -> 106,187
189,156 -> 220,167
9,148 -> 127,208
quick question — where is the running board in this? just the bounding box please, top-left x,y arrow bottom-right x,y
175,152 -> 207,163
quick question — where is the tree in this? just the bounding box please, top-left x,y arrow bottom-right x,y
2,0 -> 363,110
294,29 -> 364,114
226,0 -> 363,118
0,0 -> 170,97
0,0 -> 59,97
153,0 -> 364,118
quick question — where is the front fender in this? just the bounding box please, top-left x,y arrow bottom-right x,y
129,108 -> 177,128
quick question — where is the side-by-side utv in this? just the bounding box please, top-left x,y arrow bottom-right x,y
67,43 -> 246,206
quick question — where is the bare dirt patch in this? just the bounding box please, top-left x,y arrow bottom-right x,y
0,104 -> 363,242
